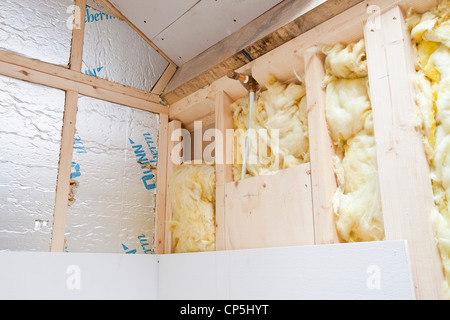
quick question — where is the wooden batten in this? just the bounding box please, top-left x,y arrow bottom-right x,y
304,48 -> 340,245
364,6 -> 444,300
50,90 -> 79,252
154,114 -> 169,254
215,91 -> 235,251
69,0 -> 87,72
51,0 -> 87,251
164,120 -> 183,254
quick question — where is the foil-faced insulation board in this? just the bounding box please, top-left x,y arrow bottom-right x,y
82,5 -> 169,91
0,0 -> 74,66
0,75 -> 65,252
65,95 -> 159,254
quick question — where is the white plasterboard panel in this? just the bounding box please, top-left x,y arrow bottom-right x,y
108,0 -> 200,40
0,252 -> 158,300
158,241 -> 415,300
151,0 -> 284,65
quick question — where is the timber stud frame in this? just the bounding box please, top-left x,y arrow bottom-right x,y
0,0 -> 445,301
160,0 -> 447,300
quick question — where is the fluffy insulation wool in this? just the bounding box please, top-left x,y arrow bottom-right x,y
408,0 -> 450,299
322,39 -> 385,242
167,163 -> 216,253
231,76 -> 309,181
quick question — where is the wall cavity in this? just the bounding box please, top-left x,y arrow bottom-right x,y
0,75 -> 65,252
82,5 -> 169,91
64,95 -> 159,254
0,0 -> 74,66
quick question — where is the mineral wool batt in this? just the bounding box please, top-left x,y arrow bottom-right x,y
0,0 -> 73,66
408,0 -> 450,299
231,76 -> 309,181
323,39 -> 384,243
0,75 -> 65,252
167,163 -> 216,253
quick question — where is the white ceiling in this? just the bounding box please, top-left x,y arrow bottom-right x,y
108,0 -> 284,65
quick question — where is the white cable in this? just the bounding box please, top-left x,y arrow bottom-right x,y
241,91 -> 255,181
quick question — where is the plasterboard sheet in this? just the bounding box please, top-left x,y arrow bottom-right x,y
82,5 -> 169,91
0,252 -> 159,300
0,75 -> 65,252
65,95 -> 159,254
158,241 -> 415,300
108,0 -> 200,40
151,0 -> 284,64
0,0 -> 73,66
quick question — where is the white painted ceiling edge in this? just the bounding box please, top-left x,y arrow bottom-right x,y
108,0 -> 284,65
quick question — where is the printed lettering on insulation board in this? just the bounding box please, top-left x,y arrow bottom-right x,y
85,7 -> 116,23
122,234 -> 153,254
129,133 -> 158,191
71,131 -> 87,179
84,66 -> 104,77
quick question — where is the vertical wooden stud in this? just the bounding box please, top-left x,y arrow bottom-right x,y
365,6 -> 444,300
69,0 -> 87,72
215,91 -> 235,251
155,114 -> 169,254
164,120 -> 183,254
304,48 -> 341,245
50,90 -> 78,252
50,0 -> 86,252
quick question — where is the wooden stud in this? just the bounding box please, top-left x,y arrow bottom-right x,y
0,50 -> 161,104
51,1 -> 86,252
154,114 -> 169,254
69,0 -> 87,72
152,63 -> 178,96
365,6 -> 444,300
164,120 -> 183,254
0,60 -> 168,115
214,91 -> 235,251
50,90 -> 78,252
304,47 -> 340,245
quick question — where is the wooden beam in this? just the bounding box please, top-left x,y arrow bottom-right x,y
0,50 -> 161,104
365,6 -> 444,300
151,63 -> 177,96
154,114 -> 169,254
50,90 -> 78,252
0,60 -> 168,115
304,47 -> 340,245
214,91 -> 235,251
164,120 -> 182,254
69,0 -> 87,72
162,0 -> 365,105
51,2 -> 86,252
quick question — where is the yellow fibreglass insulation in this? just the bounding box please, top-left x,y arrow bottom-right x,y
167,163 -> 216,253
408,0 -> 450,298
322,39 -> 385,242
231,76 -> 309,181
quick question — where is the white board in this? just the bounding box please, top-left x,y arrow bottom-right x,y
0,241 -> 415,300
158,241 -> 415,300
0,252 -> 159,300
110,0 -> 284,65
